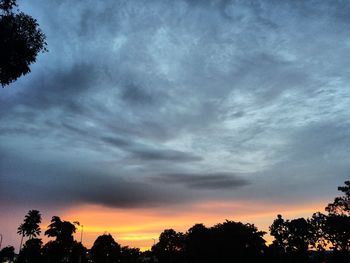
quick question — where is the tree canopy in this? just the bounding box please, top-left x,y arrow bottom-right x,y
326,180 -> 350,216
17,210 -> 42,239
0,0 -> 47,87
90,234 -> 121,263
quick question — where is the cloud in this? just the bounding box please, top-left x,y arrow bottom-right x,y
128,148 -> 203,162
1,0 -> 350,213
150,173 -> 249,190
0,148 -> 187,209
101,135 -> 203,162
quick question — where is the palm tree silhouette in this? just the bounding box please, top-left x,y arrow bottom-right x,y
17,210 -> 42,251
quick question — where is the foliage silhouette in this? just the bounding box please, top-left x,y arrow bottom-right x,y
0,0 -> 47,87
270,214 -> 288,251
270,216 -> 318,263
268,181 -> 350,263
209,220 -> 266,263
41,240 -> 66,263
152,221 -> 266,263
152,229 -> 185,263
0,246 -> 15,262
90,234 -> 121,263
45,216 -> 76,246
17,238 -> 43,263
323,215 -> 350,252
326,180 -> 350,216
121,246 -> 141,263
17,210 -> 41,251
309,212 -> 328,250
185,223 -> 212,263
43,216 -> 85,263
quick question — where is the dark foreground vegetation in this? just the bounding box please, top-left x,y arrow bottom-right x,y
1,181 -> 349,263
0,0 -> 47,87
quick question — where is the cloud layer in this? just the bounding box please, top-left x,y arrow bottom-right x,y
1,0 -> 350,211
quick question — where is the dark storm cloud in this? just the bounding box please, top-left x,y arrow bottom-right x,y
150,173 -> 249,190
1,0 -> 350,210
128,148 -> 203,162
0,148 -> 186,208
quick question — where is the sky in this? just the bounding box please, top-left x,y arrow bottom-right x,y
1,0 -> 349,251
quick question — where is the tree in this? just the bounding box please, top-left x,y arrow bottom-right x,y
45,216 -> 76,246
326,181 -> 350,216
44,216 -> 78,263
323,181 -> 350,262
0,0 -> 47,87
121,246 -> 141,263
0,246 -> 15,262
17,210 -> 42,251
152,229 -> 185,263
90,234 -> 121,263
309,212 -> 328,250
322,214 -> 350,252
185,224 -> 212,263
17,238 -> 43,263
269,215 -> 314,263
210,220 -> 266,262
69,241 -> 88,263
285,218 -> 313,262
42,240 -> 65,263
270,214 -> 288,250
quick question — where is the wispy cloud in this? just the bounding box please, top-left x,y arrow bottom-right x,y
1,0 -> 350,211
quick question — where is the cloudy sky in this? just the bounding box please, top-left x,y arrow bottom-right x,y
1,0 -> 349,249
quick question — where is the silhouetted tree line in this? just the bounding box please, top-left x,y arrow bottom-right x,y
1,181 -> 349,263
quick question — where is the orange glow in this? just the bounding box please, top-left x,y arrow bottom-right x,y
46,199 -> 327,250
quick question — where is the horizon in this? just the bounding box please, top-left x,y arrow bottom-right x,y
1,200 -> 329,251
1,0 -> 350,255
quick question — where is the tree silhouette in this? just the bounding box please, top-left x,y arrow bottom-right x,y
0,246 -> 15,262
45,216 -> 76,246
69,241 -> 88,263
17,238 -> 43,263
44,216 -> 78,263
17,210 -> 42,251
323,215 -> 350,252
41,240 -> 87,263
270,214 -> 288,251
42,240 -> 65,263
0,0 -> 47,87
326,180 -> 350,216
269,215 -> 315,263
90,234 -> 121,263
121,246 -> 141,263
323,181 -> 350,262
285,218 -> 313,262
152,229 -> 185,263
309,212 -> 328,250
185,224 -> 212,263
209,220 -> 266,263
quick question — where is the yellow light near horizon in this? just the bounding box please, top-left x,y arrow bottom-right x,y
45,199 -> 327,250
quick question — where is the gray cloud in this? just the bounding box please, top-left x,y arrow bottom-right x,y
1,0 -> 350,213
128,148 -> 203,162
0,148 -> 187,208
150,173 -> 249,190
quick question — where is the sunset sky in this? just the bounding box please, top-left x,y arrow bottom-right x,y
1,0 -> 349,251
